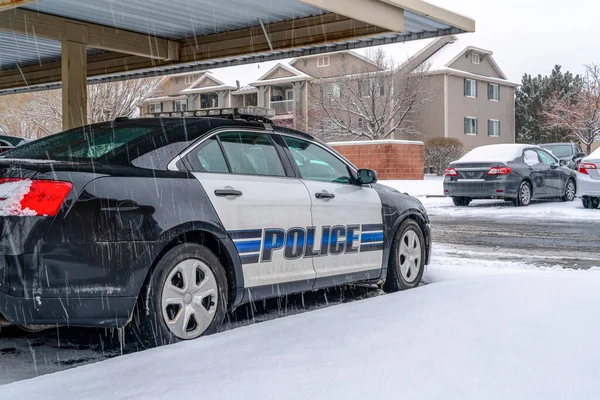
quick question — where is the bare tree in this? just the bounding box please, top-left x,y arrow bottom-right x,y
308,48 -> 432,141
0,77 -> 163,138
544,64 -> 600,154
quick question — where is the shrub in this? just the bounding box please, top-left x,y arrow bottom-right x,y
424,138 -> 465,175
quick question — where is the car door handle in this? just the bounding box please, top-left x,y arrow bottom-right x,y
315,192 -> 335,199
215,189 -> 243,197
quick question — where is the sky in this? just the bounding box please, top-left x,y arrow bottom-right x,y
211,0 -> 599,87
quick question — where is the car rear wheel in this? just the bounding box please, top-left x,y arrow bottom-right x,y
582,196 -> 600,209
452,197 -> 471,207
562,179 -> 576,202
514,181 -> 532,207
384,219 -> 426,292
131,243 -> 228,348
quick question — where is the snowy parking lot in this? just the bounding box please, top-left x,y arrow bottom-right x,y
2,175 -> 600,399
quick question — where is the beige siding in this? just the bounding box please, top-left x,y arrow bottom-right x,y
157,75 -> 200,96
399,74 -> 445,142
448,54 -> 504,79
446,75 -> 515,149
195,76 -> 221,88
262,66 -> 297,80
292,52 -> 381,78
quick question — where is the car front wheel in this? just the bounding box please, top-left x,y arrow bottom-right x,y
384,219 -> 426,292
131,243 -> 228,348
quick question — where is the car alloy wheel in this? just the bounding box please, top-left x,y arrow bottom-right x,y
398,229 -> 422,283
161,259 -> 219,340
517,181 -> 531,206
563,180 -> 576,202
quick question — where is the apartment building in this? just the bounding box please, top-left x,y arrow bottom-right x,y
141,36 -> 517,148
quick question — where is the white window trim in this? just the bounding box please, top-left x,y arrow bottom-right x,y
465,79 -> 477,98
465,116 -> 478,136
488,119 -> 500,137
489,83 -> 500,102
148,102 -> 161,113
184,75 -> 194,85
471,53 -> 480,64
317,55 -> 330,68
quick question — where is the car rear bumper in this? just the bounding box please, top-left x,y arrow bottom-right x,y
576,173 -> 600,197
0,289 -> 136,327
443,180 -> 518,198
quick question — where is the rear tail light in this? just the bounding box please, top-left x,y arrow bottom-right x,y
578,162 -> 597,175
444,168 -> 458,177
0,178 -> 72,217
488,167 -> 512,176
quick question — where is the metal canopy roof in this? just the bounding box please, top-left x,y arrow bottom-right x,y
0,0 -> 475,94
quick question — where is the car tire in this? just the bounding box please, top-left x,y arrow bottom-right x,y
130,243 -> 228,348
514,181 -> 532,207
384,219 -> 426,293
452,197 -> 471,207
562,179 -> 576,202
592,197 -> 600,209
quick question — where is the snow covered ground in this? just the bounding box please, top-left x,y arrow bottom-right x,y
4,245 -> 600,400
383,175 -> 600,221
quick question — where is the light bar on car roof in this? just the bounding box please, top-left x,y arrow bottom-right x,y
164,107 -> 275,119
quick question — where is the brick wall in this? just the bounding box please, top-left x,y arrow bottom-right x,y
330,140 -> 424,180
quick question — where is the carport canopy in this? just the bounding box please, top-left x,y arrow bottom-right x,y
0,0 -> 474,130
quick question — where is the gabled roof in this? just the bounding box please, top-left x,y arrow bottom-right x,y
421,41 -> 507,80
249,62 -> 312,86
290,50 -> 384,71
256,63 -> 312,81
182,71 -> 237,93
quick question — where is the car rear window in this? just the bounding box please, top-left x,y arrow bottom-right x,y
1,125 -> 153,161
541,144 -> 573,158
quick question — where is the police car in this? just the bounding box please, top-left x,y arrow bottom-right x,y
0,107 -> 431,346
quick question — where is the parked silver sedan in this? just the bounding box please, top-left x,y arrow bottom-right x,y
577,147 -> 600,208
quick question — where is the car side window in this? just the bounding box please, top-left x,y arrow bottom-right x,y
184,136 -> 230,173
524,150 -> 540,166
282,136 -> 352,184
218,131 -> 286,177
537,150 -> 556,165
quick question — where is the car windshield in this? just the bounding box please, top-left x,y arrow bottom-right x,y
541,144 -> 573,158
1,124 -> 153,161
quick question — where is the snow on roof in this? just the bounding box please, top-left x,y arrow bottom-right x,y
422,40 -> 460,70
232,85 -> 258,94
458,144 -> 539,163
389,38 -> 436,65
255,62 -> 312,82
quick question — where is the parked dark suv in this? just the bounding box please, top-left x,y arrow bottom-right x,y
539,142 -> 585,170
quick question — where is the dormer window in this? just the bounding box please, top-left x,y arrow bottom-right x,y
471,53 -> 480,64
185,75 -> 194,84
317,55 -> 330,68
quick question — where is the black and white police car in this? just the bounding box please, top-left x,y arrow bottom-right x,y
0,107 -> 431,346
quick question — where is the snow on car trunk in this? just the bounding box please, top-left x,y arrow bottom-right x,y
0,178 -> 35,216
4,265 -> 600,400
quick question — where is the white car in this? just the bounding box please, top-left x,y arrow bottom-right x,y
577,147 -> 600,208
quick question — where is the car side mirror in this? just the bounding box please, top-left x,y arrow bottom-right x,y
559,159 -> 567,167
357,169 -> 377,185
576,152 -> 586,158
550,163 -> 559,169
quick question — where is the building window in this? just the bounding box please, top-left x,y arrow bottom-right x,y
464,117 -> 478,135
358,118 -> 364,130
317,55 -> 330,68
173,99 -> 187,112
148,102 -> 162,113
244,93 -> 257,106
488,119 -> 500,137
471,53 -> 480,64
488,83 -> 500,101
464,79 -> 477,98
200,93 -> 219,109
359,80 -> 383,97
185,75 -> 194,85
